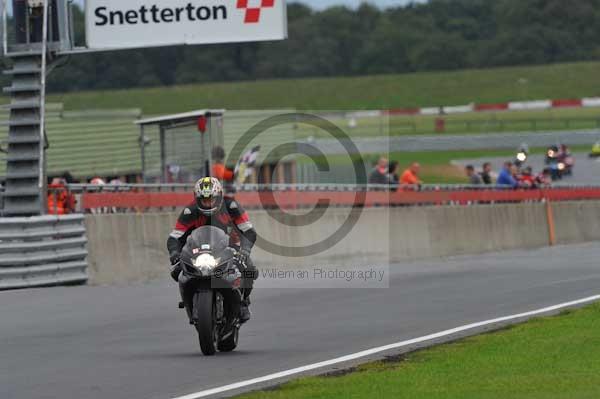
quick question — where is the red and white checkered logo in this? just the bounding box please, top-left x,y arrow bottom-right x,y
237,0 -> 275,24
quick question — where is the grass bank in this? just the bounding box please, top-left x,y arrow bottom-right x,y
47,61 -> 600,114
239,302 -> 600,399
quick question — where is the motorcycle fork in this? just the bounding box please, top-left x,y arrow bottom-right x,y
215,292 -> 225,323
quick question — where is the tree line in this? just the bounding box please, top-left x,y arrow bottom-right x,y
41,0 -> 600,92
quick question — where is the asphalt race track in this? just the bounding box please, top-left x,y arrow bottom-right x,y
455,153 -> 600,185
2,243 -> 600,399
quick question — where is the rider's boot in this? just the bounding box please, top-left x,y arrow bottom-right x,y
239,299 -> 251,323
239,288 -> 252,323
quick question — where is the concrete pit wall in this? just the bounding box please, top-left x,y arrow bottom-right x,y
84,201 -> 600,285
552,201 -> 600,244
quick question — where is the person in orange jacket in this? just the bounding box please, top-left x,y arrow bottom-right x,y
47,177 -> 76,215
400,162 -> 423,187
211,146 -> 234,183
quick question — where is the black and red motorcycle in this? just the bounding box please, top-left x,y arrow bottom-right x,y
177,226 -> 246,356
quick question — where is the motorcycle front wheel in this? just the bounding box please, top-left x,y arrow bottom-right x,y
218,327 -> 239,352
194,290 -> 218,356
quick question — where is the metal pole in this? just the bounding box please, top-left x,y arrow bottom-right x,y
200,126 -> 207,177
39,0 -> 49,213
140,125 -> 146,183
205,116 -> 212,177
1,0 -> 6,54
159,125 -> 166,183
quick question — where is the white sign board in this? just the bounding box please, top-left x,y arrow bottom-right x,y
85,0 -> 287,50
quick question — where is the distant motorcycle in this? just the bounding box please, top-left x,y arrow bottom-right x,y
515,148 -> 528,169
562,154 -> 575,177
590,142 -> 600,158
545,145 -> 573,180
178,226 -> 246,356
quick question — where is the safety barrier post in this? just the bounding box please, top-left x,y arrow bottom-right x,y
543,189 -> 557,246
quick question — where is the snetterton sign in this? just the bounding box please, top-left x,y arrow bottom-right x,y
86,0 -> 287,50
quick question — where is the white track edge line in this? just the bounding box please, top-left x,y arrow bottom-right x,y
170,294 -> 600,399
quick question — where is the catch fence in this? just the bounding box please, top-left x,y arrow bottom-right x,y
44,184 -> 600,213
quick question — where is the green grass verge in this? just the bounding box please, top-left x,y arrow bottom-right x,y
44,61 -> 600,114
238,302 -> 600,399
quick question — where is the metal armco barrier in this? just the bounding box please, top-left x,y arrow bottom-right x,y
0,215 -> 88,290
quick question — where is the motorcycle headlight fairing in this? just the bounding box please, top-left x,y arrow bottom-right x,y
193,253 -> 218,274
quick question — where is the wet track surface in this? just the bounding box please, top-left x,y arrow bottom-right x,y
1,243 -> 600,399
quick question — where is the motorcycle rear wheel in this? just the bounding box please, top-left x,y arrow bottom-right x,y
194,290 -> 218,356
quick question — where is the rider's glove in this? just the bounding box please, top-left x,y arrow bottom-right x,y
170,263 -> 182,282
169,252 -> 181,266
236,248 -> 251,266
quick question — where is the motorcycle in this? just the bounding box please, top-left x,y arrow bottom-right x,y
545,146 -> 566,180
561,153 -> 575,176
545,145 -> 559,165
178,226 -> 245,356
590,142 -> 600,158
515,149 -> 528,169
545,145 -> 574,180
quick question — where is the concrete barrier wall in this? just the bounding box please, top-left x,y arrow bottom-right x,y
553,201 -> 600,244
388,203 -> 549,260
84,201 -> 599,285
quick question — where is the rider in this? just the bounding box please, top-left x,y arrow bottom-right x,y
167,177 -> 258,322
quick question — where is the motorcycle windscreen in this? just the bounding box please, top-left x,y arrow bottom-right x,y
183,226 -> 231,260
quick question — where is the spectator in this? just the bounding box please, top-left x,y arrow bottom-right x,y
511,164 -> 520,181
47,177 -> 76,215
90,177 -> 106,186
536,168 -> 553,187
166,164 -> 183,183
369,157 -> 389,185
559,144 -> 571,158
400,162 -> 423,186
465,165 -> 482,185
497,162 -> 519,188
211,146 -> 234,183
109,176 -> 125,186
519,166 -> 536,188
481,162 -> 493,185
89,177 -> 108,214
61,171 -> 77,184
388,161 -> 400,191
